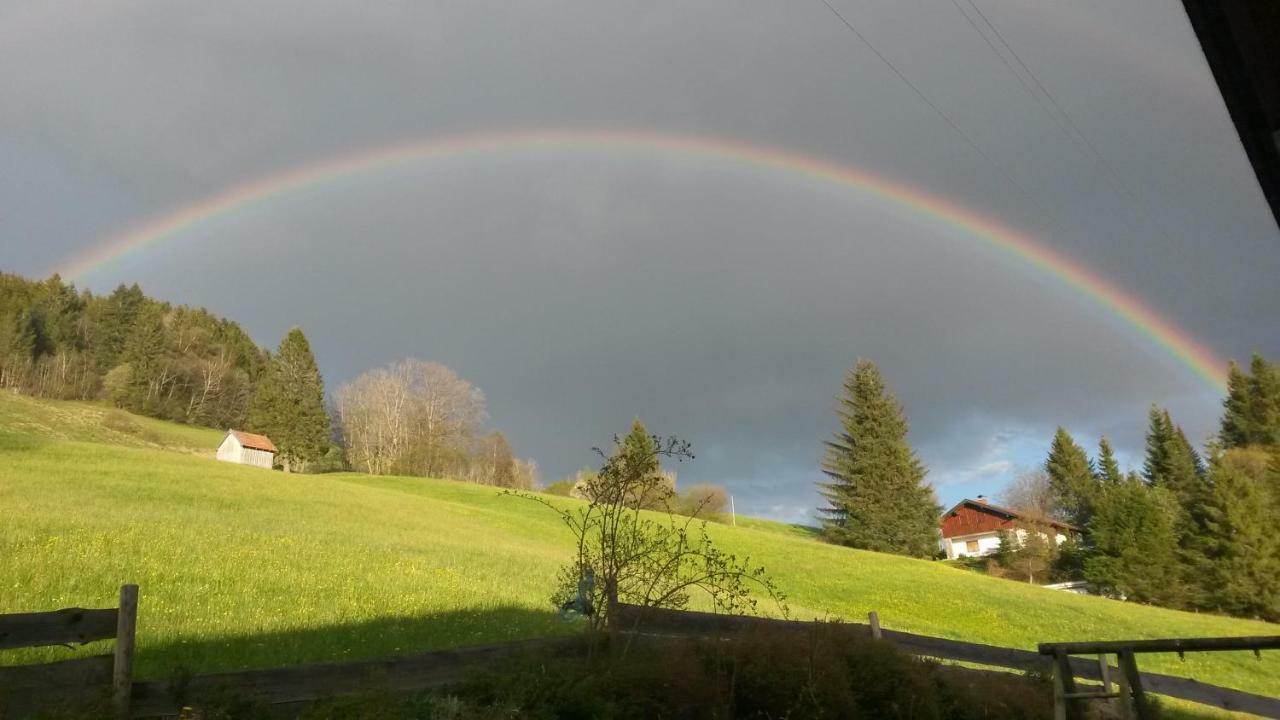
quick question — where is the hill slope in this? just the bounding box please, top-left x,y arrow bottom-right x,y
1,395 -> 1276,699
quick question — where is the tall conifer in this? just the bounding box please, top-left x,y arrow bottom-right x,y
818,360 -> 939,557
1045,428 -> 1096,527
1221,354 -> 1280,449
1096,437 -> 1123,485
1200,453 -> 1280,620
248,328 -> 329,471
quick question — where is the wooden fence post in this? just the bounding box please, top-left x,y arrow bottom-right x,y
1115,656 -> 1134,720
1118,650 -> 1150,720
1054,652 -> 1082,720
868,611 -> 881,640
113,584 -> 138,720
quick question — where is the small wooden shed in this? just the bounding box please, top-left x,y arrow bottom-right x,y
216,429 -> 277,469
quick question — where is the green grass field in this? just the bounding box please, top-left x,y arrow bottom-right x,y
1,394 -> 1276,707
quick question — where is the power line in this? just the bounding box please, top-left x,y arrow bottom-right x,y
817,0 -> 1048,215
957,0 -> 1173,241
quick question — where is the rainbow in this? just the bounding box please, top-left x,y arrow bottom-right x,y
60,128 -> 1229,391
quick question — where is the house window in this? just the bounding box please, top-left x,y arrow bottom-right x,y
966,540 -> 979,553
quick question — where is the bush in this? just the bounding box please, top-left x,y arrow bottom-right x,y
676,483 -> 729,518
543,479 -> 576,497
452,626 -> 1053,719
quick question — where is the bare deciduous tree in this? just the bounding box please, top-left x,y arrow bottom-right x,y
1000,469 -> 1057,520
338,359 -> 488,477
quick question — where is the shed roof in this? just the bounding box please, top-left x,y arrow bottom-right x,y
226,429 -> 277,453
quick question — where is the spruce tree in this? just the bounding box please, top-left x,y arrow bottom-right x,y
1221,354 -> 1280,449
818,359 -> 940,558
1142,405 -> 1174,485
1045,428 -> 1096,527
119,307 -> 166,414
1095,437 -> 1123,485
247,328 -> 329,472
1199,453 -> 1280,620
1084,475 -> 1185,607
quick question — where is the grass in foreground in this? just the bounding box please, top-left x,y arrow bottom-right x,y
0,395 -> 1276,704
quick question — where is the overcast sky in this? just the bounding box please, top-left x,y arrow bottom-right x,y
2,0 -> 1277,522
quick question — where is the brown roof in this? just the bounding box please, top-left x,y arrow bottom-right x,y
227,430 -> 277,453
940,498 -> 1079,534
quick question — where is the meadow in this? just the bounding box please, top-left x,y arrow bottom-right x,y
1,393 -> 1277,707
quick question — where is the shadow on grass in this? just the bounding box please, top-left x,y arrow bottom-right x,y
135,605 -> 576,681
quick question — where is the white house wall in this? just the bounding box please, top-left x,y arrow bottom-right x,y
946,533 -> 1003,559
944,528 -> 1071,560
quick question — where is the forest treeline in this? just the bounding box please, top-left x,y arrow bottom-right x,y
815,354 -> 1280,622
0,272 -> 533,486
1030,354 -> 1280,621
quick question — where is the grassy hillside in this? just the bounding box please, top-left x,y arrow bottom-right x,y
1,395 -> 1276,703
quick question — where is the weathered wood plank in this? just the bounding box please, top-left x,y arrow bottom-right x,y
1039,636 -> 1280,656
0,607 -> 118,649
0,654 -> 114,692
114,584 -> 139,720
0,654 -> 114,718
128,637 -> 582,717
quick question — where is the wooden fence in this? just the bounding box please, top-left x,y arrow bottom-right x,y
611,603 -> 1280,719
1040,637 -> 1280,720
0,584 -> 137,719
4,591 -> 1277,719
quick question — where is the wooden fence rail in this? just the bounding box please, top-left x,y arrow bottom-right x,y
1039,636 -> 1280,720
0,584 -> 137,720
5,593 -> 1277,719
611,604 -> 1280,719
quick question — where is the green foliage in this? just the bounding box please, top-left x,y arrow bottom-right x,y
3,403 -> 1279,696
455,628 -> 1052,720
1197,449 -> 1280,621
542,479 -> 577,496
511,428 -> 784,631
247,328 -> 330,471
676,483 -> 730,519
0,271 -> 264,426
818,359 -> 940,557
1044,427 -> 1097,527
1095,436 -> 1123,485
1084,476 -> 1185,607
1220,354 -> 1280,449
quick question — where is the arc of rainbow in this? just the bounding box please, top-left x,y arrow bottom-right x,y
60,128 -> 1228,392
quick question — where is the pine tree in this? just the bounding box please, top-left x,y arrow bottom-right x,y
247,328 -> 329,472
1095,437 -> 1123,485
1221,354 -> 1280,449
1045,428 -> 1096,527
1221,361 -> 1253,449
1142,407 -> 1215,607
1200,452 -> 1280,621
1084,475 -> 1185,607
92,283 -> 145,371
119,307 -> 167,414
818,359 -> 940,557
1142,406 -> 1174,485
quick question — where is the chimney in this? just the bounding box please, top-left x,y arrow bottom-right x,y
976,495 -> 989,504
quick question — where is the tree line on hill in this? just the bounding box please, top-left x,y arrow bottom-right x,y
814,353 -> 1279,622
0,272 -> 534,486
1030,353 -> 1280,620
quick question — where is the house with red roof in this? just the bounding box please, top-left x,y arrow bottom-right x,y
216,429 -> 277,470
939,496 -> 1078,560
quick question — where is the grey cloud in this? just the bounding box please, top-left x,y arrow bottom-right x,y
1,0 -> 1276,517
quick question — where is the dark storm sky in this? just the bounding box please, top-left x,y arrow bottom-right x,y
2,0 -> 1277,521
